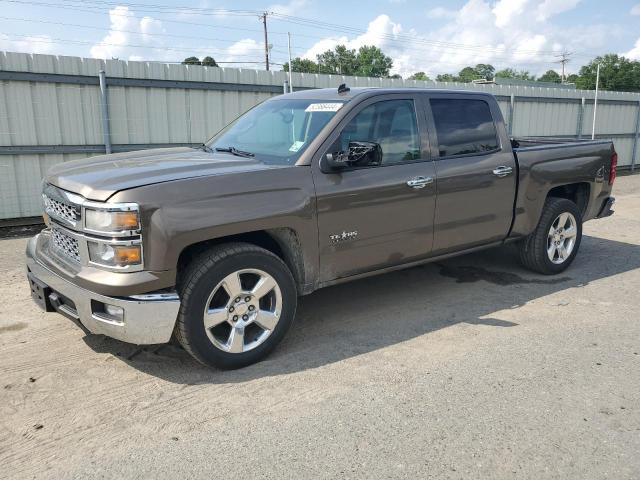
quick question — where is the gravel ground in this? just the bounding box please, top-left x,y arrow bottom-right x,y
1,175 -> 639,480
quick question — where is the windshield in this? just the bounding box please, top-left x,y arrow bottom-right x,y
206,99 -> 345,165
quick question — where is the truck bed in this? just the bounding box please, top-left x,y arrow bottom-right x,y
508,136 -> 615,239
511,136 -> 612,151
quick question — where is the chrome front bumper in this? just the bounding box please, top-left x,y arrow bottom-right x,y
26,235 -> 180,345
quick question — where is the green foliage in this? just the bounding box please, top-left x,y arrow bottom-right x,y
282,45 -> 393,77
356,45 -> 394,77
281,45 -> 640,92
575,54 -> 640,92
435,73 -> 458,82
408,72 -> 430,81
495,68 -> 536,81
474,64 -> 495,80
201,56 -> 218,67
283,58 -> 320,73
182,56 -> 217,67
538,70 -> 561,83
435,64 -> 495,82
458,66 -> 480,82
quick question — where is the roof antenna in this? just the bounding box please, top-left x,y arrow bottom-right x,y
337,83 -> 350,94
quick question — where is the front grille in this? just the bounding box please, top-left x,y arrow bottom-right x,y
51,227 -> 81,263
43,194 -> 80,225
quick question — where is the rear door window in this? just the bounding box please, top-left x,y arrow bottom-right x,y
429,99 -> 499,158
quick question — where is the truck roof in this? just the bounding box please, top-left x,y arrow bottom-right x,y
280,87 -> 496,102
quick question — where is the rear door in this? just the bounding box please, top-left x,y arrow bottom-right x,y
311,94 -> 437,280
422,94 -> 517,254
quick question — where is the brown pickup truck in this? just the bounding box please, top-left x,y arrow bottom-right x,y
26,87 -> 617,369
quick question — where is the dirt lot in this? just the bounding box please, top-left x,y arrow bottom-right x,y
1,175 -> 639,479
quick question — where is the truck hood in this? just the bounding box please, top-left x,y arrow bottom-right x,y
46,147 -> 288,201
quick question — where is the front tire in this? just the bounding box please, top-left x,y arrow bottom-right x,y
175,243 -> 297,369
519,197 -> 582,275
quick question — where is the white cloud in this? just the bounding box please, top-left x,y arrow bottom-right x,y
227,38 -> 262,57
631,3 -> 640,15
298,0 -> 602,78
426,6 -> 457,19
269,0 -> 308,16
492,0 -> 528,28
536,0 -> 581,21
217,38 -> 267,68
624,38 -> 640,60
90,6 -> 165,60
0,34 -> 55,54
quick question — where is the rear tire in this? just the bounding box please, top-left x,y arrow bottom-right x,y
175,243 -> 297,369
519,197 -> 582,275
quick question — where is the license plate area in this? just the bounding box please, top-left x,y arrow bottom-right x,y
27,271 -> 54,312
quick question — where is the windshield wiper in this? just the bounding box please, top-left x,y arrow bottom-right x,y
214,146 -> 255,158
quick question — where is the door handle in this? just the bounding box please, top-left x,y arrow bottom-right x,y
406,176 -> 433,189
493,166 -> 513,177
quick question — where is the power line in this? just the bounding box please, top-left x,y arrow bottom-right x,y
0,1 -> 612,75
0,16 -> 291,48
1,0 -> 260,16
1,0 -> 595,58
0,32 -> 269,57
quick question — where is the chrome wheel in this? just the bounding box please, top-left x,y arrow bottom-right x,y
203,269 -> 282,353
547,212 -> 577,264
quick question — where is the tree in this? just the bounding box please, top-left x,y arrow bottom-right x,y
565,73 -> 580,83
201,56 -> 218,67
355,45 -> 393,77
432,64 -> 494,83
408,72 -> 430,81
458,66 -> 480,82
575,54 -> 640,92
317,45 -> 358,75
566,73 -> 579,84
388,74 -> 403,79
474,63 -> 495,80
538,69 -> 561,83
182,56 -> 201,65
283,58 -> 321,73
282,45 -> 394,78
435,73 -> 458,82
495,68 -> 536,81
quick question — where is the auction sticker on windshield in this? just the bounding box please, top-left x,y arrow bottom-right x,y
305,103 -> 343,112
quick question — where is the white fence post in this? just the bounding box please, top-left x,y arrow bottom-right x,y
98,70 -> 112,154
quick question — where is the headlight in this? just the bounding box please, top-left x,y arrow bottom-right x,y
85,207 -> 139,234
88,242 -> 142,267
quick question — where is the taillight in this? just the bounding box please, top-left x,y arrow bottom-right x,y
609,150 -> 617,185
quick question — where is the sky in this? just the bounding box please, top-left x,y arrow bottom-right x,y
0,0 -> 639,78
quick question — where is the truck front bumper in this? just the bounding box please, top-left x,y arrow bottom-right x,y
26,235 -> 180,345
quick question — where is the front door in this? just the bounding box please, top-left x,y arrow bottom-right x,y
423,95 -> 517,254
311,95 -> 437,281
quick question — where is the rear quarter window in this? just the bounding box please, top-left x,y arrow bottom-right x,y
429,98 -> 499,158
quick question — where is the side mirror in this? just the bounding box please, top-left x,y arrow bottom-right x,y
320,150 -> 350,172
320,141 -> 382,173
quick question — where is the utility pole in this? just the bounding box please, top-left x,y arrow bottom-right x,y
554,51 -> 573,83
261,12 -> 269,71
592,62 -> 600,140
287,32 -> 293,92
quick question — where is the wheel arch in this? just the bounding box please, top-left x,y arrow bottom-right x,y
176,228 -> 309,295
546,182 -> 591,218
